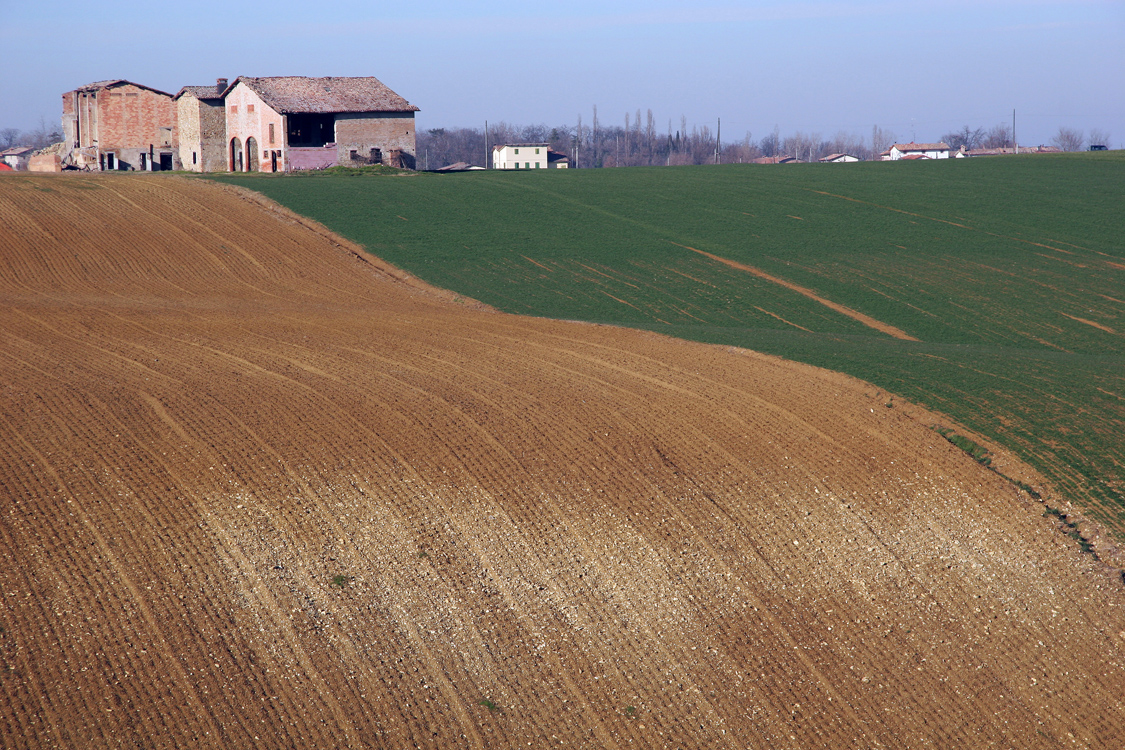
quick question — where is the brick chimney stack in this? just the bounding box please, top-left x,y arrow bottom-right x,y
216,78 -> 228,95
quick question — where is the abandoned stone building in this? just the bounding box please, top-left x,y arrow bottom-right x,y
61,80 -> 178,171
223,76 -> 419,172
174,80 -> 228,173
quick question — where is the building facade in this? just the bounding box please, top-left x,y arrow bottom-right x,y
61,80 -> 178,171
223,76 -> 419,173
174,81 -> 228,173
492,143 -> 549,169
884,142 -> 953,160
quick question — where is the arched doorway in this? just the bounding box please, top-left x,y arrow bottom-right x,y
246,137 -> 259,172
230,137 -> 243,172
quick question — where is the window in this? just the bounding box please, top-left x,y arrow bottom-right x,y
535,163 -> 540,168
535,148 -> 540,154
192,152 -> 197,165
247,104 -> 254,113
514,148 -> 519,154
268,123 -> 275,144
525,162 -> 530,169
230,105 -> 238,114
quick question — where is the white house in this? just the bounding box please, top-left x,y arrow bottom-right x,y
819,153 -> 859,163
493,143 -> 549,169
885,142 -> 952,160
0,146 -> 34,171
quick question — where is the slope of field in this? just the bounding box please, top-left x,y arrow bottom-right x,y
213,154 -> 1125,537
2,173 -> 1124,749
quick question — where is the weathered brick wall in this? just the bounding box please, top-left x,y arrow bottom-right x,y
97,84 -> 176,153
90,83 -> 178,170
334,112 -> 416,168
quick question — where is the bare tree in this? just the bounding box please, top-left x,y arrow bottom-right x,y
1051,126 -> 1084,152
941,125 -> 985,151
0,128 -> 20,149
871,125 -> 896,158
26,116 -> 62,150
1087,128 -> 1111,149
759,125 -> 780,157
782,131 -> 822,162
981,123 -> 1013,149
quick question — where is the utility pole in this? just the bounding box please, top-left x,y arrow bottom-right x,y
1013,109 -> 1018,154
484,121 -> 489,168
715,118 -> 721,164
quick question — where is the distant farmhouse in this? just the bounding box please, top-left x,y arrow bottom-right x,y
881,142 -> 954,161
492,143 -> 569,169
49,75 -> 417,173
1,146 -> 34,171
819,153 -> 859,163
750,155 -> 799,164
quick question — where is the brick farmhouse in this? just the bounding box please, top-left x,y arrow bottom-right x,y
54,75 -> 417,173
62,80 -> 178,171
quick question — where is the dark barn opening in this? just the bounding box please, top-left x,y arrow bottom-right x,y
287,114 -> 335,146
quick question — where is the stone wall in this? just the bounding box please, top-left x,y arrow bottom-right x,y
177,95 -> 226,172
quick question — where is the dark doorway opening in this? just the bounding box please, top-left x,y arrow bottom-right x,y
270,150 -> 278,172
160,153 -> 172,171
140,153 -> 147,171
246,138 -> 259,172
230,138 -> 243,172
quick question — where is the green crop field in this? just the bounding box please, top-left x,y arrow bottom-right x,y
211,153 -> 1125,534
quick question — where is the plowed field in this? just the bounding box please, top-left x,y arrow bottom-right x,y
1,173 -> 1123,749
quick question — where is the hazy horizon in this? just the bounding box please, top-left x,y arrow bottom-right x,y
3,0 -> 1121,149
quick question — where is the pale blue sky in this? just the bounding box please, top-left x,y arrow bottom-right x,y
3,0 -> 1122,147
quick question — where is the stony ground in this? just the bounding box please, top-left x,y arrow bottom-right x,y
1,173 -> 1123,749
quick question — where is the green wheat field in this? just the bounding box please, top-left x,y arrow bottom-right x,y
212,152 -> 1125,534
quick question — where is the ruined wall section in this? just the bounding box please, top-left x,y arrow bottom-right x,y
335,112 -> 416,169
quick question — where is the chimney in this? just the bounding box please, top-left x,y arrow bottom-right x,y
216,78 -> 228,95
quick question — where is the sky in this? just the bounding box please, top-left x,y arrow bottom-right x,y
2,0 -> 1122,148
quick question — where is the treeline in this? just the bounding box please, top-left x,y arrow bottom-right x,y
1,119 -> 64,151
417,112 -> 1113,169
415,112 -> 892,170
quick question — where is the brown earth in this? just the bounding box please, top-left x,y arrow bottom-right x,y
1,173 -> 1124,749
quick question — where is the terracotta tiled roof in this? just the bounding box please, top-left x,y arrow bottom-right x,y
900,154 -> 930,160
1,146 -> 34,156
174,85 -> 224,101
892,142 -> 951,152
72,80 -> 174,97
231,76 -> 418,114
493,143 -> 550,151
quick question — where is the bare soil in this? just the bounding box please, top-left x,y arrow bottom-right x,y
1,174 -> 1123,749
